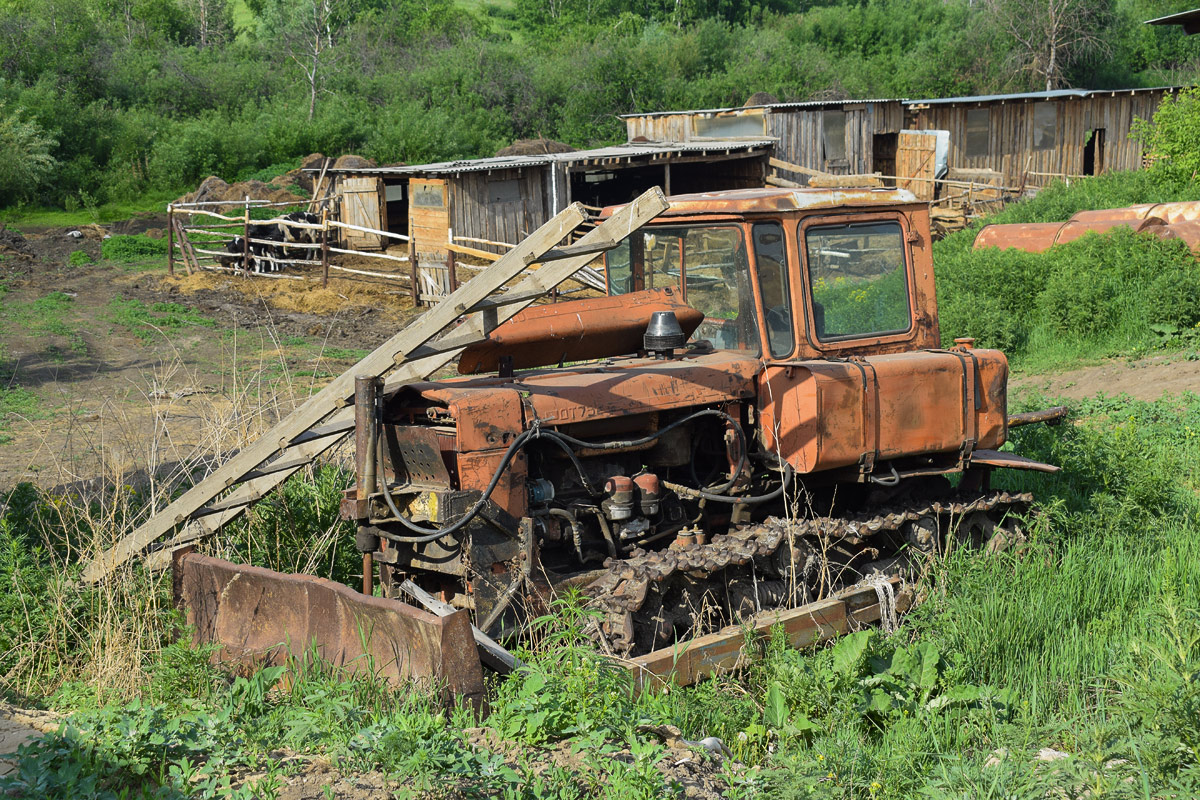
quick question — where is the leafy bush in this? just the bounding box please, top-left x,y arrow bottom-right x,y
0,108 -> 57,206
99,235 -> 168,263
936,217 -> 1200,365
67,250 -> 91,266
1134,86 -> 1200,182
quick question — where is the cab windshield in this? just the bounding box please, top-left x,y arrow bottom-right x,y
804,221 -> 911,341
606,225 -> 760,354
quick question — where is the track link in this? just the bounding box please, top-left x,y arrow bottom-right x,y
585,490 -> 1032,655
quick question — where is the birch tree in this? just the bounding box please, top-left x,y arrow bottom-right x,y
985,0 -> 1112,90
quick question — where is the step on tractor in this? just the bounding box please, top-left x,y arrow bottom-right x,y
345,187 -> 1062,661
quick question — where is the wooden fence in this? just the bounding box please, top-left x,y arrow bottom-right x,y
169,197 -> 614,305
167,197 -> 423,298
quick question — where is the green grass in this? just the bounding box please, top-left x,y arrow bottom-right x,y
0,291 -> 88,361
100,235 -> 169,263
0,190 -> 181,227
0,385 -> 45,442
107,298 -> 216,341
1,393 -> 1199,797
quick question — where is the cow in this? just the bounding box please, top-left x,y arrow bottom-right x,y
246,223 -> 285,272
279,211 -> 322,261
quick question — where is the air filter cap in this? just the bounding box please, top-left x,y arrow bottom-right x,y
644,310 -> 687,355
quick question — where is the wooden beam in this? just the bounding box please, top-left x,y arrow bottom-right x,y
766,175 -> 803,189
770,157 -> 832,178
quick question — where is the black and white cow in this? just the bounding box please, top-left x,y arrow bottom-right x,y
218,212 -> 321,273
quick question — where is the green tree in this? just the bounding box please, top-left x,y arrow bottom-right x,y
0,107 -> 57,205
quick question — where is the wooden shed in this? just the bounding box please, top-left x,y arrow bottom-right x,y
621,99 -> 906,177
317,140 -> 772,262
905,87 -> 1182,187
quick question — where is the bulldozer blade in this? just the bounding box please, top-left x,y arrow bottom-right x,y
172,551 -> 484,704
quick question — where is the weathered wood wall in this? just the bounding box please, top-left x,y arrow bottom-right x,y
624,102 -> 905,177
409,178 -> 450,263
449,169 -> 549,255
909,90 -> 1176,185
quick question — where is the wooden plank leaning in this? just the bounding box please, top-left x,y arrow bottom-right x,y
95,187 -> 670,581
143,188 -> 669,566
80,202 -> 589,584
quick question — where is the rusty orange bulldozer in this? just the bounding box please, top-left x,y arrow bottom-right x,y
93,186 -> 1066,698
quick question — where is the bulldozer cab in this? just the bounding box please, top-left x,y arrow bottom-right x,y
602,187 -> 942,358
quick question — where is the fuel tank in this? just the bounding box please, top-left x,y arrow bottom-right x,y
757,348 -> 1008,474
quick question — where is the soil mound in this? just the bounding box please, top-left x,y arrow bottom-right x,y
176,176 -> 306,212
496,138 -> 575,156
332,154 -> 375,171
0,227 -> 33,260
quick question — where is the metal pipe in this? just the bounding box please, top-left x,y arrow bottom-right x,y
1007,406 -> 1069,428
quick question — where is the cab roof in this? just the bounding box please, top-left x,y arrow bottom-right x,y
599,186 -> 920,219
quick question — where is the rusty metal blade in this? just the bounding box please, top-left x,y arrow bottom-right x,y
173,551 -> 484,703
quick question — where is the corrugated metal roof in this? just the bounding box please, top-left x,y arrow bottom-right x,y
905,87 -> 1180,106
308,140 -> 775,175
619,99 -> 903,119
1145,8 -> 1200,27
618,86 -> 1183,118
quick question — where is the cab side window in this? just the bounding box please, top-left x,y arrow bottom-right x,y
753,222 -> 793,357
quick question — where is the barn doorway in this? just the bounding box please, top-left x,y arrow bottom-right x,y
872,133 -> 898,178
1083,129 -> 1105,176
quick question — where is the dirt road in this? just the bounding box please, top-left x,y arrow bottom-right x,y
1012,352 -> 1200,401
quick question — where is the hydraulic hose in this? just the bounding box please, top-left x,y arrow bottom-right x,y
375,408 -> 754,543
547,408 -> 748,495
377,425 -> 536,543
663,464 -> 795,505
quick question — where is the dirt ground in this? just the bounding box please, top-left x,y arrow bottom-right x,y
0,223 -> 418,491
1012,352 -> 1200,401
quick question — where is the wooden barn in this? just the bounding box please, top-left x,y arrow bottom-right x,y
621,99 -> 906,177
904,87 -> 1182,188
317,140 -> 771,296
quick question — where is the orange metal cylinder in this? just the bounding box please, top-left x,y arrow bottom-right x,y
1150,220 -> 1200,251
1052,216 -> 1164,246
457,287 -> 703,375
1068,204 -> 1164,225
1154,201 -> 1200,225
973,223 -> 1064,253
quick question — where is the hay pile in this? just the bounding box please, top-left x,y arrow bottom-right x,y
496,138 -> 575,157
174,152 -> 382,212
744,92 -> 779,106
176,176 -> 306,212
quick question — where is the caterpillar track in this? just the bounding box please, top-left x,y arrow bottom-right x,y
586,490 -> 1033,656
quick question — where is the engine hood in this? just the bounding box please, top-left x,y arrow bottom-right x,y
396,349 -> 762,450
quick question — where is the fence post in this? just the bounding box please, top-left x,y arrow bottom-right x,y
242,196 -> 251,275
167,204 -> 175,277
321,210 -> 330,289
447,249 -> 458,292
410,252 -> 420,306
